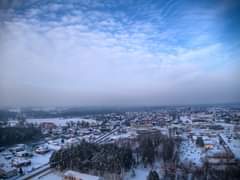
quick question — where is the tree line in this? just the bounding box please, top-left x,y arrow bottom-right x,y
0,127 -> 42,146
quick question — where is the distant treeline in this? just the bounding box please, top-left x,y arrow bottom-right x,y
22,107 -> 170,118
1,103 -> 240,119
1,107 -> 169,119
0,110 -> 18,121
0,127 -> 42,146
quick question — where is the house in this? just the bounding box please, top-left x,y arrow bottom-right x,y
64,170 -> 102,180
40,122 -> 57,129
204,139 -> 214,149
0,166 -> 18,178
35,146 -> 50,154
12,158 -> 31,167
10,145 -> 25,153
16,150 -> 33,157
8,120 -> 18,127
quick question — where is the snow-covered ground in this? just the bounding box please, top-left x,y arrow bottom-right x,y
179,140 -> 204,168
47,139 -> 63,151
31,169 -> 62,180
110,131 -> 137,141
124,163 -> 162,180
22,151 -> 52,173
124,167 -> 150,180
220,134 -> 240,160
205,137 -> 226,157
180,116 -> 192,124
26,118 -> 97,126
0,144 -> 54,175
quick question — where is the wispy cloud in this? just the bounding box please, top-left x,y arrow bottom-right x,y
0,0 -> 239,107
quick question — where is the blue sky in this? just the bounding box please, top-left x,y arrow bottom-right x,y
0,0 -> 239,107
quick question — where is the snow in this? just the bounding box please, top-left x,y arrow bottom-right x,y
179,140 -> 204,168
47,140 -> 62,151
110,132 -> 136,140
124,163 -> 162,180
125,168 -> 149,180
22,151 -> 53,173
31,152 -> 52,168
33,172 -> 61,180
0,150 -> 15,169
220,134 -> 240,160
26,118 -> 97,126
31,170 -> 62,180
228,139 -> 240,160
64,170 -> 100,180
180,116 -> 192,124
0,146 -> 53,174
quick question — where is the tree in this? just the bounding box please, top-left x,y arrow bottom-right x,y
163,138 -> 174,162
147,170 -> 159,180
50,141 -> 134,174
196,137 -> 204,147
140,138 -> 155,166
138,134 -> 163,166
0,127 -> 42,146
19,167 -> 23,175
131,169 -> 136,177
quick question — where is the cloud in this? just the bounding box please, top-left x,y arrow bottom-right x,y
0,0 -> 239,107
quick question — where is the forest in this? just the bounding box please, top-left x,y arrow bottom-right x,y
50,133 -> 178,179
0,127 -> 42,146
50,140 -> 134,174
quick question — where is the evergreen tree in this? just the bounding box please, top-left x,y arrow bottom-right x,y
147,170 -> 160,180
196,136 -> 204,147
0,127 -> 42,146
163,138 -> 174,162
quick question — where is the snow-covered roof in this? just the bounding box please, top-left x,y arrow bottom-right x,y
64,170 -> 100,180
0,166 -> 17,173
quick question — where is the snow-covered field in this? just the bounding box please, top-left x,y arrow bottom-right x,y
26,118 -> 97,126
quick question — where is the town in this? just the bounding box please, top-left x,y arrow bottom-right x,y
0,105 -> 239,180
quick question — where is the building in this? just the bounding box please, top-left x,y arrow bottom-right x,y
0,166 -> 18,178
64,170 -> 102,180
40,122 -> 57,129
16,150 -> 33,157
12,158 -> 31,167
35,146 -> 50,154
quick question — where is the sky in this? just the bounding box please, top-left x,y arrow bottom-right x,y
0,0 -> 240,107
